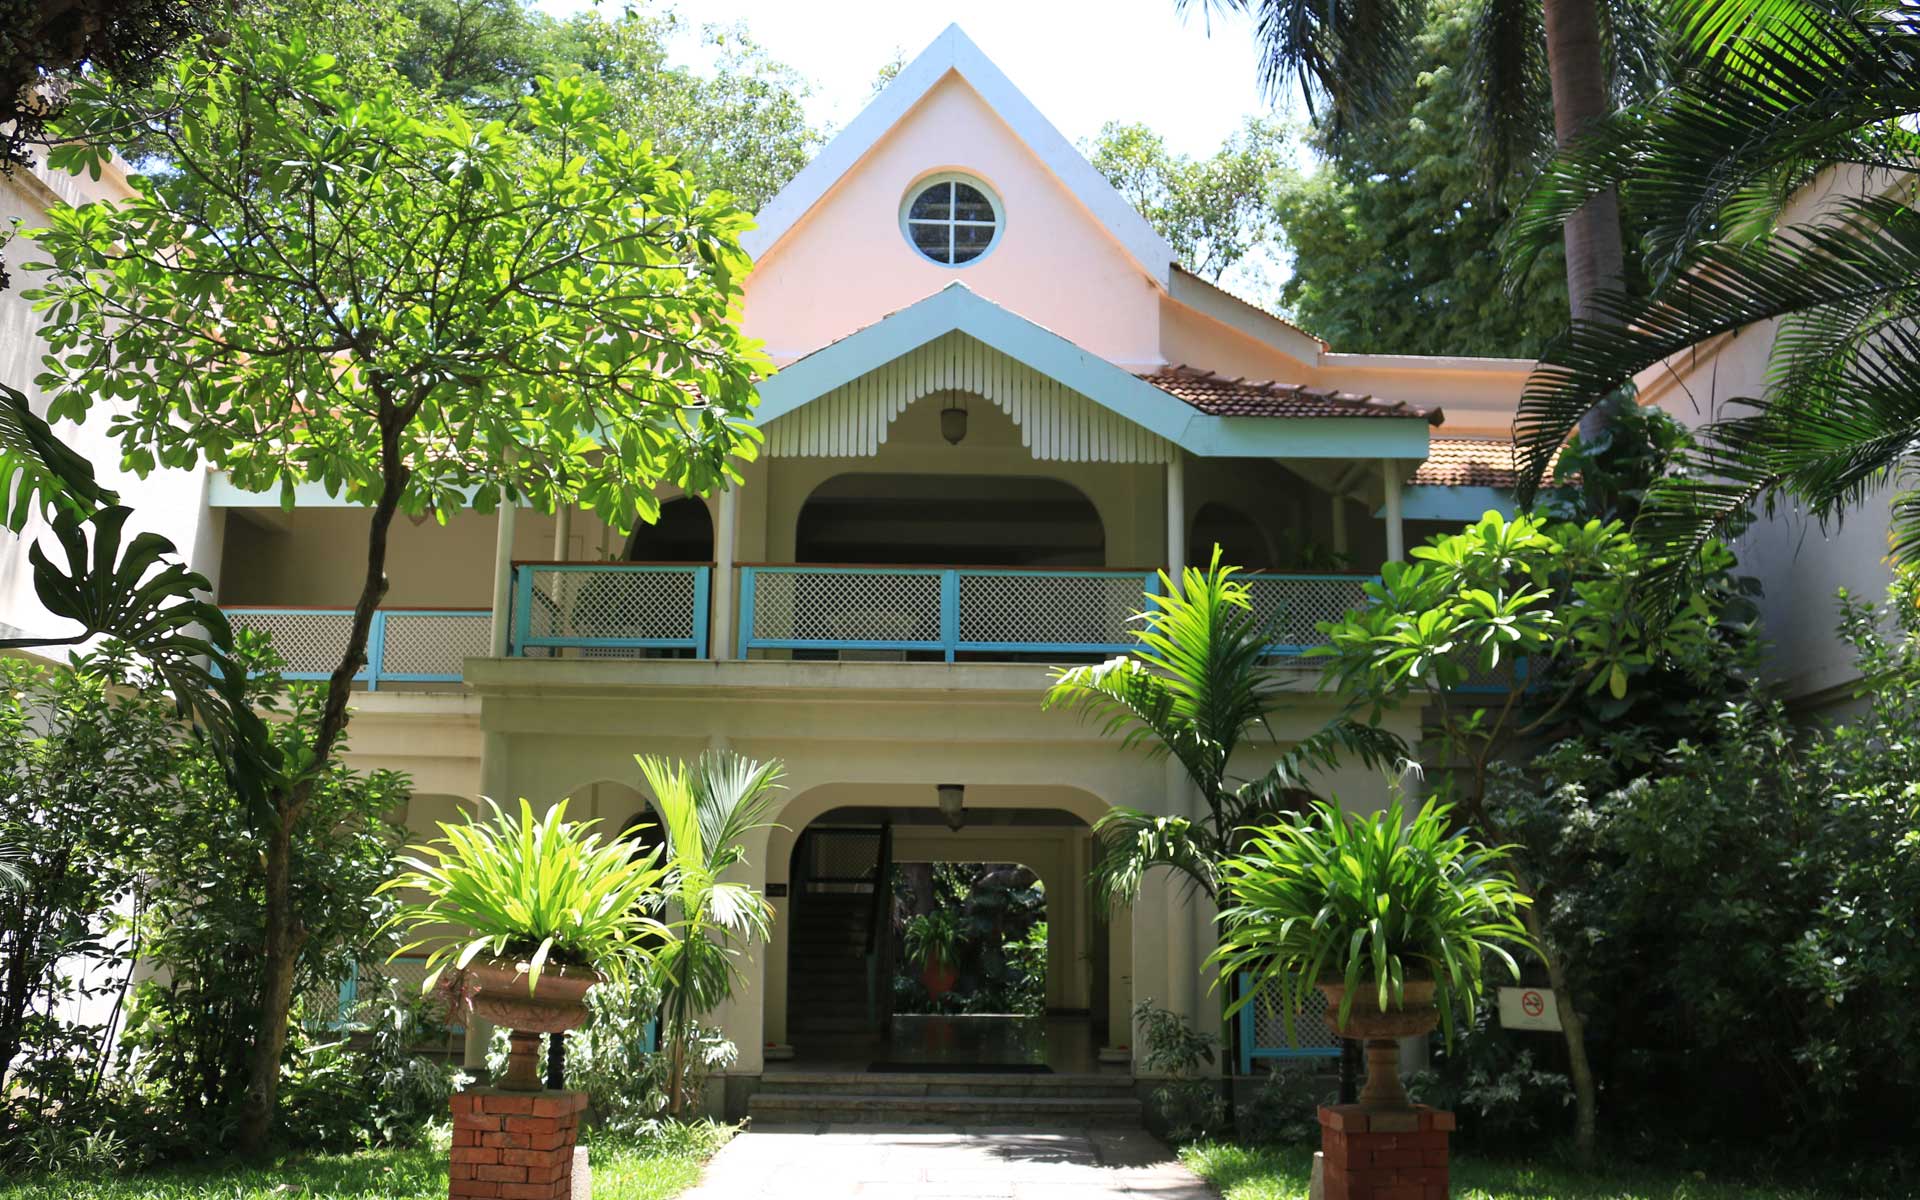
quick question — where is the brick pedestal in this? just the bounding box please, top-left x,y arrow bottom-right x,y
449,1087 -> 587,1200
1318,1103 -> 1454,1200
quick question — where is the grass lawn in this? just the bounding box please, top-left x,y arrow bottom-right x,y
0,1123 -> 728,1200
1182,1140 -> 1850,1200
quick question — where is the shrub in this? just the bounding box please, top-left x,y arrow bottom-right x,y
1134,999 -> 1226,1141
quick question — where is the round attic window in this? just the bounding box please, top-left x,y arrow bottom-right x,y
901,174 -> 1003,266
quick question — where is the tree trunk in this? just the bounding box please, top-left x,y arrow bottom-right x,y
235,414 -> 411,1154
1542,0 -> 1628,445
1518,880 -> 1599,1165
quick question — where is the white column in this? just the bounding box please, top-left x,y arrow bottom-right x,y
711,487 -> 738,660
550,504 -> 572,561
489,493 -> 518,658
1381,459 -> 1405,564
1165,453 -> 1187,575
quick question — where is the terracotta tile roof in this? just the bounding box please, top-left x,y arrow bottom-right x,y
1412,437 -> 1555,488
1141,365 -> 1443,425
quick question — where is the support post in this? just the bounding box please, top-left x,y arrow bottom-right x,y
1380,460 -> 1404,564
711,487 -> 738,660
1166,452 -> 1187,574
489,493 -> 518,658
551,504 -> 572,561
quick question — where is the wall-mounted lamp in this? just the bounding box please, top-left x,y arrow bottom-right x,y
940,396 -> 969,445
937,783 -> 965,831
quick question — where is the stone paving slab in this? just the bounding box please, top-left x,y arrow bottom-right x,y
677,1124 -> 1214,1200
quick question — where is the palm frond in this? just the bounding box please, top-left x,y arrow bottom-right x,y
1088,807 -> 1221,914
1465,0 -> 1550,190
1178,0 -> 1422,139
1513,197 -> 1920,500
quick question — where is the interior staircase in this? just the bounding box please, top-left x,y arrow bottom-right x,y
784,891 -> 876,1039
748,1070 -> 1144,1127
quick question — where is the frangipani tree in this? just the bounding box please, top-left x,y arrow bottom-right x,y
1313,509 -> 1747,1158
635,752 -> 783,1120
25,30 -> 766,1148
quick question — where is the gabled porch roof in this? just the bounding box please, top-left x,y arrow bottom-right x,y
754,284 -> 1436,462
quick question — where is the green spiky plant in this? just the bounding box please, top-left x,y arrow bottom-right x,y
1045,548 -> 1406,911
1210,795 -> 1536,1048
636,751 -> 784,1120
379,798 -> 672,994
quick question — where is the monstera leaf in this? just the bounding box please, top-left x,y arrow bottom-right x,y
0,380 -> 111,525
0,505 -> 275,801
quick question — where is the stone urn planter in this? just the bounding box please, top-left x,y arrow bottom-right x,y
1318,978 -> 1439,1111
445,958 -> 602,1091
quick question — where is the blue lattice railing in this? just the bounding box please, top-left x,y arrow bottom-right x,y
1236,972 -> 1343,1074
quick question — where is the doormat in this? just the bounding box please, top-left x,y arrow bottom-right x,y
867,1062 -> 1053,1074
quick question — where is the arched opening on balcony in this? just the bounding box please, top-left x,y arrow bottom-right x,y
622,496 -> 713,562
1189,500 -> 1276,571
794,473 -> 1103,568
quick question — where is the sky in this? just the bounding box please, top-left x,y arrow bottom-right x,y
536,0 -> 1296,159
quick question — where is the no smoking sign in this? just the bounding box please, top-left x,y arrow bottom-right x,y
1499,986 -> 1563,1032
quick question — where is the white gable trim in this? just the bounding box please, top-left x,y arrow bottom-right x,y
753,285 -> 1433,461
743,24 -> 1177,287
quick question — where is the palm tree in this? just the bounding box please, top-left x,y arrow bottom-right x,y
1184,0 -> 1658,437
635,751 -> 784,1121
1504,0 -> 1920,582
1045,550 -> 1406,910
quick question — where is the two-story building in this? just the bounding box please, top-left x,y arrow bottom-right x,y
3,24 -> 1892,1119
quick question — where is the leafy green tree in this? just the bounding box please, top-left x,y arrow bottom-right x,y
1187,0 -> 1666,442
26,29 -> 765,1149
1267,0 -> 1569,356
1506,0 -> 1920,583
635,752 -> 783,1121
1046,552 -> 1405,911
392,0 -> 820,209
1086,117 -> 1290,286
1314,509 -> 1747,1157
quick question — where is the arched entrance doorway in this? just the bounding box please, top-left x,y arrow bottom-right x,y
779,798 -> 1106,1072
624,495 -> 713,562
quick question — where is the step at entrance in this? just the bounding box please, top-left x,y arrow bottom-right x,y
748,1071 -> 1143,1127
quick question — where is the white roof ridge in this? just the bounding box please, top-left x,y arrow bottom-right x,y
742,23 -> 1177,287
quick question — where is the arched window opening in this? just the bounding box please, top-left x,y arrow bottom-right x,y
1189,501 -> 1275,571
622,496 -> 713,562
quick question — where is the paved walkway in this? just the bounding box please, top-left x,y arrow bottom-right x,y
679,1125 -> 1216,1200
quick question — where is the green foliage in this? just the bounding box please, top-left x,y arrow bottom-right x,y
1267,0 -> 1569,355
1211,796 -> 1534,1047
1504,0 -> 1920,578
562,974 -> 669,1136
1047,549 -> 1406,910
0,652 -> 184,1153
28,30 -> 767,529
1086,117 -> 1289,290
1133,999 -> 1227,1141
903,910 -> 962,974
392,0 -> 820,209
116,642 -> 408,1157
634,751 -> 782,1119
0,638 -> 406,1165
279,980 -> 464,1151
1408,1007 -> 1572,1145
381,798 -> 672,994
1484,577 -> 1920,1158
1316,510 -> 1746,776
1234,1064 -> 1334,1146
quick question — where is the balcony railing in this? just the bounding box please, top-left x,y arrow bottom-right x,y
224,607 -> 490,688
737,565 -> 1371,661
223,566 -> 1370,681
509,562 -> 710,659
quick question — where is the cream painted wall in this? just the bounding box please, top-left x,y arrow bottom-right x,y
745,73 -> 1164,368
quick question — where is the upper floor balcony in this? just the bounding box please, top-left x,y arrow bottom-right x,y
224,561 -> 1372,687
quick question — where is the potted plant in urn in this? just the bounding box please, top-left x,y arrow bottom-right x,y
904,911 -> 963,1003
1210,794 -> 1535,1111
380,798 -> 671,1090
